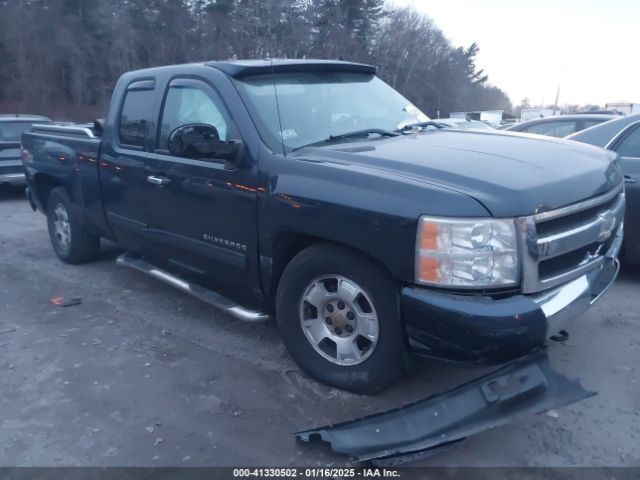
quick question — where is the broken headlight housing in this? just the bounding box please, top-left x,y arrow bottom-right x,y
415,216 -> 519,288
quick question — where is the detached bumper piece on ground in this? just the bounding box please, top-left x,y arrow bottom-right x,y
296,351 -> 595,465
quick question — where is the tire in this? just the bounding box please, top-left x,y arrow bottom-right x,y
46,187 -> 100,264
276,244 -> 405,394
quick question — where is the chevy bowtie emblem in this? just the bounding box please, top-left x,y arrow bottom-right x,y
597,210 -> 616,242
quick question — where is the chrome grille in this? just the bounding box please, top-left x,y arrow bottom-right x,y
518,185 -> 625,294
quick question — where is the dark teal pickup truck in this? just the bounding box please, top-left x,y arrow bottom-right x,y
21,59 -> 624,393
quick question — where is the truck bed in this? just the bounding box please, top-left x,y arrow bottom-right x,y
21,123 -> 113,240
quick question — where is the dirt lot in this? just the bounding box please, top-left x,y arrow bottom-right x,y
0,185 -> 639,467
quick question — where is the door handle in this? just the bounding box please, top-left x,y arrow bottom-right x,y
624,175 -> 638,184
147,175 -> 172,186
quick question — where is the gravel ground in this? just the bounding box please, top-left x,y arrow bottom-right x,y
0,185 -> 639,467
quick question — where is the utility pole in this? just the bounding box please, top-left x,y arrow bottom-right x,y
552,84 -> 561,116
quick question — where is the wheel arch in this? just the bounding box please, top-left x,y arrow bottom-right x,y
272,234 -> 408,392
264,231 -> 401,312
32,174 -> 65,213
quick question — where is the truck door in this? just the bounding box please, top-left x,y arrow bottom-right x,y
99,79 -> 157,250
143,77 -> 260,298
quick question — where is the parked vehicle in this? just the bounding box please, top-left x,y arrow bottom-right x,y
605,103 -> 640,116
21,60 -> 624,393
0,114 -> 51,186
566,113 -> 640,148
519,108 -> 557,122
435,118 -> 495,130
573,110 -> 623,116
568,114 -> 640,263
450,110 -> 504,127
505,114 -> 617,138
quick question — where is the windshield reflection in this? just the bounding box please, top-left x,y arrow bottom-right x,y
236,72 -> 429,151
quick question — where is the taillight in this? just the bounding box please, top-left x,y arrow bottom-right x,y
21,148 -> 31,164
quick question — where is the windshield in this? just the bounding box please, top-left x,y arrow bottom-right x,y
0,120 -> 49,142
235,72 -> 429,151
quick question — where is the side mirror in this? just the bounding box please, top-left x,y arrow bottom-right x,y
94,118 -> 105,136
167,123 -> 243,169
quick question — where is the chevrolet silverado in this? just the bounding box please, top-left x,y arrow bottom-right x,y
21,60 -> 624,393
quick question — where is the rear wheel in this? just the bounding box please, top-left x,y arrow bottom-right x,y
46,187 -> 100,264
276,244 -> 405,393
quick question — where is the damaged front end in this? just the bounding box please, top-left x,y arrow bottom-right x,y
297,351 -> 594,464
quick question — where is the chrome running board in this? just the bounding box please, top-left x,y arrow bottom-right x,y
116,252 -> 270,322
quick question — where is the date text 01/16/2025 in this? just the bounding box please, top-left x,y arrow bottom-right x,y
232,468 -> 400,478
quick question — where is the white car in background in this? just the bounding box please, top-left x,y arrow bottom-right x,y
436,118 -> 495,130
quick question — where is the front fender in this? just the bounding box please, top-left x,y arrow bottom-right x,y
258,153 -> 490,294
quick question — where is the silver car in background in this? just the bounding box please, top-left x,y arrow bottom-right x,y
0,115 -> 52,186
436,118 -> 496,130
568,114 -> 640,264
504,113 -> 617,138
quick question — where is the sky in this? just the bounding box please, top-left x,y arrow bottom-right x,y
387,0 -> 640,107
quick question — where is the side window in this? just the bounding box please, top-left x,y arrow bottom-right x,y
119,88 -> 155,147
526,121 -> 577,137
581,119 -> 604,130
615,126 -> 640,158
158,84 -> 231,151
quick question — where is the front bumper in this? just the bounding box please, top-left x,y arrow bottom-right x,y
0,160 -> 26,185
298,351 -> 594,464
403,225 -> 622,363
0,172 -> 26,186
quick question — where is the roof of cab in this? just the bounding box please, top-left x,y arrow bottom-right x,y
204,58 -> 377,77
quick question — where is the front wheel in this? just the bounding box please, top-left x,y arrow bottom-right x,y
276,244 -> 405,394
46,187 -> 100,264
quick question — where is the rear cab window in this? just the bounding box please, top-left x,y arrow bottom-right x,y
118,80 -> 156,148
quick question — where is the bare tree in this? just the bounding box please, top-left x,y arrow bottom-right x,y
0,0 -> 512,120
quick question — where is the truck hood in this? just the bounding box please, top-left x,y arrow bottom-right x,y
299,130 -> 623,217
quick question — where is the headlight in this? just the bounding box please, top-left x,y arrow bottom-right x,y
415,216 -> 519,288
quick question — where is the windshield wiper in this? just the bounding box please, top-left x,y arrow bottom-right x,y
328,128 -> 400,141
396,121 -> 444,132
295,128 -> 400,150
